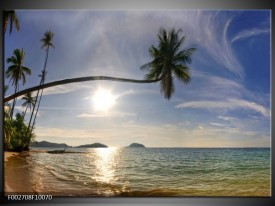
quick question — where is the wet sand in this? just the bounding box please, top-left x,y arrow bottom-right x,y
4,152 -> 19,162
4,151 -> 36,194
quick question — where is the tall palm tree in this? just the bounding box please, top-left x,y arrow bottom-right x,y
141,28 -> 196,100
4,28 -> 196,103
4,10 -> 20,35
28,30 -> 55,132
40,30 -> 55,75
21,92 -> 35,119
4,109 -> 14,150
4,85 -> 13,150
5,48 -> 31,118
4,85 -> 11,116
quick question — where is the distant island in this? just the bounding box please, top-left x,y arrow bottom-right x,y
30,141 -> 70,148
128,143 -> 145,148
76,143 -> 108,148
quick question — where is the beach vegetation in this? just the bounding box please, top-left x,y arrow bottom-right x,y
5,48 -> 31,118
4,10 -> 20,35
4,109 -> 14,150
21,92 -> 35,119
28,30 -> 55,134
141,28 -> 196,100
4,27 -> 195,151
4,28 -> 196,103
9,113 -> 36,151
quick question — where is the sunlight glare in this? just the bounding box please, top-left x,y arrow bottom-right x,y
92,88 -> 116,112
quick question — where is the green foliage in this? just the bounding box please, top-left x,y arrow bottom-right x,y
141,28 -> 196,100
4,10 -> 20,35
5,112 -> 36,151
22,92 -> 35,118
41,30 -> 55,49
4,109 -> 13,150
5,48 -> 31,118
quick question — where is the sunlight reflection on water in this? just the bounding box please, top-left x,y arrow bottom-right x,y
26,147 -> 270,196
89,148 -> 117,185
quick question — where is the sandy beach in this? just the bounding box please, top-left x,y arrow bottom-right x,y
4,151 -> 36,194
4,151 -> 20,162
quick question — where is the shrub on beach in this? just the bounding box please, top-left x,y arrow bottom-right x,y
6,112 -> 35,151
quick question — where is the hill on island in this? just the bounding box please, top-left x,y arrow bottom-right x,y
128,143 -> 145,148
76,143 -> 108,148
30,141 -> 70,148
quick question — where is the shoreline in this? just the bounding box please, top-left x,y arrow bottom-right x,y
4,151 -> 36,194
4,152 -> 21,193
4,149 -> 270,196
4,151 -> 20,162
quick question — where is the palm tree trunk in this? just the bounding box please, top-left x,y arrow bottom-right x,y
27,89 -> 40,131
10,82 -> 19,118
43,47 -> 49,76
23,105 -> 28,119
30,88 -> 44,132
29,46 -> 49,133
5,75 -> 162,103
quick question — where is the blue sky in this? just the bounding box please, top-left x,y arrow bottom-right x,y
4,10 -> 271,147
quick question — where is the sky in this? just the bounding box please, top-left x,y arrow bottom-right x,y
4,10 -> 271,147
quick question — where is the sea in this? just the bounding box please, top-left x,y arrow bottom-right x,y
6,147 -> 271,196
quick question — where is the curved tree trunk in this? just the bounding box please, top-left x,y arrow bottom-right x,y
5,75 -> 162,103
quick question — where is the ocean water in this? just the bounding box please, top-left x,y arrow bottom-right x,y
21,147 -> 271,196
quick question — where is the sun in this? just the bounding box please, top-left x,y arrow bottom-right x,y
92,88 -> 116,112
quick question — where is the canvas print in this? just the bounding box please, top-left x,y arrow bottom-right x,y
3,10 -> 271,196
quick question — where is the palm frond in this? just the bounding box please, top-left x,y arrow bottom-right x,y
14,16 -> 20,31
173,65 -> 191,84
4,10 -> 20,34
9,13 -> 14,35
141,28 -> 196,100
173,48 -> 196,64
41,30 -> 55,49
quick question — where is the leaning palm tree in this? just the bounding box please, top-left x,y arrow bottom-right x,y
5,48 -> 31,118
21,92 -> 35,119
4,10 -> 20,35
5,28 -> 196,103
141,28 -> 196,100
28,30 -> 55,132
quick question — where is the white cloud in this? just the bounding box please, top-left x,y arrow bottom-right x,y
231,28 -> 270,43
198,126 -> 204,130
24,11 -> 246,78
210,122 -> 228,127
176,98 -> 270,117
170,11 -> 244,78
42,83 -> 93,96
77,112 -> 136,118
218,116 -> 236,121
14,106 -> 24,112
38,106 -> 81,110
35,127 -> 97,139
187,72 -> 245,99
13,10 -> 270,148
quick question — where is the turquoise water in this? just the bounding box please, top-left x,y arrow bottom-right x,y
26,147 -> 270,196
